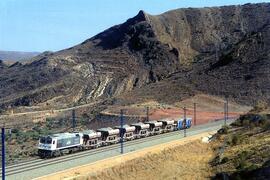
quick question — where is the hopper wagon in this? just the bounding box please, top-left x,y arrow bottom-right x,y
145,121 -> 163,135
158,119 -> 175,132
131,122 -> 150,138
82,130 -> 101,149
97,127 -> 119,145
115,124 -> 136,141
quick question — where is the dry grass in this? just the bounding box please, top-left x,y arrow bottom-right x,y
84,141 -> 215,180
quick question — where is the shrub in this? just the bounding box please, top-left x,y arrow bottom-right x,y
221,157 -> 229,164
239,151 -> 249,160
218,125 -> 230,134
237,159 -> 249,170
230,134 -> 242,146
235,151 -> 250,170
11,128 -> 20,134
78,117 -> 89,126
251,100 -> 268,113
0,108 -> 4,114
262,121 -> 270,131
32,126 -> 42,133
231,119 -> 242,127
245,164 -> 259,171
45,118 -> 55,129
242,119 -> 250,127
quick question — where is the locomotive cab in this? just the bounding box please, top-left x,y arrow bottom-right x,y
38,136 -> 57,157
38,133 -> 83,158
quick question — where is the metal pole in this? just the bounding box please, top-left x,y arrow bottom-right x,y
226,98 -> 229,123
2,127 -> 5,180
146,107 -> 149,122
72,109 -> 75,132
184,107 -> 186,137
120,109 -> 124,154
194,103 -> 196,126
224,102 -> 226,125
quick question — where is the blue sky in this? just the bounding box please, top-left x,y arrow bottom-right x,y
0,0 -> 268,52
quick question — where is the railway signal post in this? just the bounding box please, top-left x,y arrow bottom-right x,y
120,109 -> 124,154
194,103 -> 197,126
224,97 -> 228,125
72,109 -> 76,132
146,106 -> 149,122
1,126 -> 5,180
183,107 -> 187,137
226,98 -> 229,124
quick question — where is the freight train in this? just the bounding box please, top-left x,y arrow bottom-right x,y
37,118 -> 192,158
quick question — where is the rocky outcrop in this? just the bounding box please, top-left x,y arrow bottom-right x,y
148,3 -> 270,64
0,10 -> 179,109
0,60 -> 7,69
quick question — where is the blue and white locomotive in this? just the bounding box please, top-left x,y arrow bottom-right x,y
38,132 -> 83,157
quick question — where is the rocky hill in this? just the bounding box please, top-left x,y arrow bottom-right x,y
0,3 -> 270,110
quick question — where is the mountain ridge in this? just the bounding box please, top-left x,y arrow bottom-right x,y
0,50 -> 40,62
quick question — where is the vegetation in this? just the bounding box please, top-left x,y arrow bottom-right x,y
250,100 -> 268,113
213,112 -> 270,179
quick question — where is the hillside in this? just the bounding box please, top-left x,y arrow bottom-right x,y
213,113 -> 270,179
0,3 -> 270,110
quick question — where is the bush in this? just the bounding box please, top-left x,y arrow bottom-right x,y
263,122 -> 270,131
32,125 -> 41,133
235,151 -> 250,170
78,117 -> 89,126
221,157 -> 229,164
231,119 -> 242,127
230,134 -> 242,146
242,119 -> 251,127
239,151 -> 249,160
245,164 -> 259,171
251,101 -> 268,113
45,118 -> 55,129
235,114 -> 269,129
11,128 -> 20,134
0,108 -> 4,114
218,125 -> 230,134
237,160 -> 249,170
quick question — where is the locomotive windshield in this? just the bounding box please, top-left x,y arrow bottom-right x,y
39,137 -> 52,144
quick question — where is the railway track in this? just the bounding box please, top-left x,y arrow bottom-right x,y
1,119 -> 235,178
